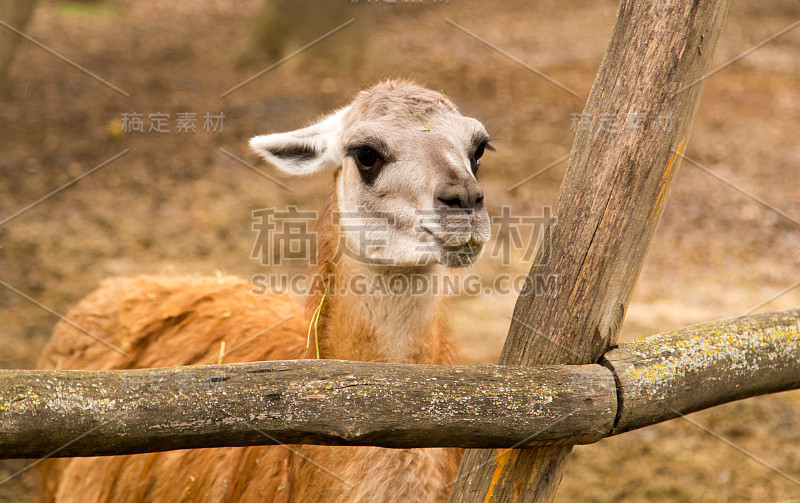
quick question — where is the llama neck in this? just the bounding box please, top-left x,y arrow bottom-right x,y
304,197 -> 453,364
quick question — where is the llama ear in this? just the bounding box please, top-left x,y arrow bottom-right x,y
249,107 -> 347,176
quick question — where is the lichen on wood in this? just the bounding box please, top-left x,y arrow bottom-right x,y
604,308 -> 800,434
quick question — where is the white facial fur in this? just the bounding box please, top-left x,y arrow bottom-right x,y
249,82 -> 491,269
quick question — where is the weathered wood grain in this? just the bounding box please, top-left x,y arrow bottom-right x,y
0,361 -> 616,458
449,0 -> 731,501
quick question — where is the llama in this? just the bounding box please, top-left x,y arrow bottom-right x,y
37,80 -> 492,503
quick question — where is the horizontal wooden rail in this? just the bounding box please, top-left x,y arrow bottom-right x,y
605,308 -> 800,434
1,308 -> 798,458
0,361 -> 617,457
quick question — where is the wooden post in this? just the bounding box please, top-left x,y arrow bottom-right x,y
448,0 -> 731,501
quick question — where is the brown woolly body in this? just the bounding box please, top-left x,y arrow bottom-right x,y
37,197 -> 462,503
36,79 -> 492,502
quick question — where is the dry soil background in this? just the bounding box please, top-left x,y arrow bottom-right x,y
1,0 -> 799,501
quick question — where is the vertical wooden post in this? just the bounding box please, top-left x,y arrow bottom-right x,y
448,0 -> 730,501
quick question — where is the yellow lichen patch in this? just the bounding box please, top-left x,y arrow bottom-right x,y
619,312 -> 800,395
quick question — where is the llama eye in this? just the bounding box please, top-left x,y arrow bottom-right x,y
470,141 -> 489,174
354,147 -> 382,171
474,143 -> 485,162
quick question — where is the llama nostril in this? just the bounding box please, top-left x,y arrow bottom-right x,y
435,184 -> 466,209
437,196 -> 464,209
471,184 -> 485,208
435,183 -> 474,210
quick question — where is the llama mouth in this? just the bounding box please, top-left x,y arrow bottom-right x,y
440,238 -> 484,255
422,227 -> 484,247
440,242 -> 484,267
422,228 -> 484,266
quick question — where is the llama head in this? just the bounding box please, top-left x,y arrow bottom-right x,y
250,81 -> 492,269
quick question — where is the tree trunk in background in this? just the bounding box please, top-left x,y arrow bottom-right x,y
232,0 -> 361,69
0,0 -> 38,92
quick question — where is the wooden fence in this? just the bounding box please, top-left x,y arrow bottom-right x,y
1,309 -> 799,459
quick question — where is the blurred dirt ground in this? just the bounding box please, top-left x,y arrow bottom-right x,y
1,0 -> 799,501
